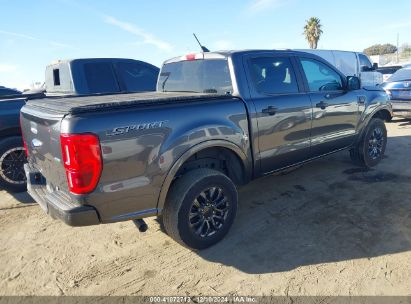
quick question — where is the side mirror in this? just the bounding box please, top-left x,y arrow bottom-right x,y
361,65 -> 371,72
347,76 -> 361,91
373,63 -> 378,70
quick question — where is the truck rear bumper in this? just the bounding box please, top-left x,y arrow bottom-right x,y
24,163 -> 100,226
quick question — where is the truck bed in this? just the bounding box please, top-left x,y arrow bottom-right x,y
25,91 -> 232,115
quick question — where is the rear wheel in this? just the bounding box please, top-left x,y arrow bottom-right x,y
349,118 -> 387,168
0,137 -> 27,193
162,168 -> 238,250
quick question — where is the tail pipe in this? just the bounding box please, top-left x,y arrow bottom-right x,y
133,219 -> 148,232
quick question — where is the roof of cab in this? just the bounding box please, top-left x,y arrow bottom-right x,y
163,49 -> 319,64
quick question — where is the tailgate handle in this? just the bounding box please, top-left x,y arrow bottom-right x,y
316,101 -> 329,109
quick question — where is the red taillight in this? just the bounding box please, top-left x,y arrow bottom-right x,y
19,114 -> 29,157
60,133 -> 102,194
23,140 -> 29,157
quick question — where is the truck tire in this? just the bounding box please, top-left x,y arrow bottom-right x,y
349,118 -> 387,168
162,168 -> 238,250
0,137 -> 27,193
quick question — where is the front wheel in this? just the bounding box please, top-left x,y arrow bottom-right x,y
349,118 -> 387,168
162,169 -> 238,250
0,137 -> 27,193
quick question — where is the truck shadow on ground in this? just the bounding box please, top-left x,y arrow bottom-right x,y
0,188 -> 34,206
196,135 -> 411,274
389,118 -> 411,127
11,191 -> 34,204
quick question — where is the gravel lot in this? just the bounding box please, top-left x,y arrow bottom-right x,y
1,119 -> 411,296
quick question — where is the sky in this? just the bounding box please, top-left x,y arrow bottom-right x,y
1,0 -> 411,90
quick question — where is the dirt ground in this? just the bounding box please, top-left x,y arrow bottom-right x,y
1,119 -> 411,296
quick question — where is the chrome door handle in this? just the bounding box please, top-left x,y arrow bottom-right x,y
358,96 -> 366,104
262,106 -> 278,115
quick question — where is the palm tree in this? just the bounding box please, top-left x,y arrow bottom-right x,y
303,17 -> 323,49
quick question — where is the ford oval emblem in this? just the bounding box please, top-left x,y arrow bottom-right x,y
31,138 -> 43,148
404,82 -> 410,88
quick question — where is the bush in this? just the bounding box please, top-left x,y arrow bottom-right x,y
364,44 -> 397,56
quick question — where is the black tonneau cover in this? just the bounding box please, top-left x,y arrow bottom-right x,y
25,91 -> 232,115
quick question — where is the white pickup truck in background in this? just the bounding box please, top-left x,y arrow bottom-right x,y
296,49 -> 383,87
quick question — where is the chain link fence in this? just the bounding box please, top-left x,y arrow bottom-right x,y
371,53 -> 411,67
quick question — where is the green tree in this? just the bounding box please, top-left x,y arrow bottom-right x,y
401,43 -> 411,58
303,17 -> 323,49
363,44 -> 397,56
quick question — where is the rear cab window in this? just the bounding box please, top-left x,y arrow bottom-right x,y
158,58 -> 232,95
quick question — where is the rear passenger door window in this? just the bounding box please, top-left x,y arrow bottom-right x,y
300,58 -> 343,92
249,57 -> 299,94
84,62 -> 120,94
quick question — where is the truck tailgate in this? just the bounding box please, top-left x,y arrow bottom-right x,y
20,105 -> 68,191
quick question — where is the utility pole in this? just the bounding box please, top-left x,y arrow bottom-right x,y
397,33 -> 399,63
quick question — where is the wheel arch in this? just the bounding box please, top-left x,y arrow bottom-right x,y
371,108 -> 392,122
156,140 -> 252,213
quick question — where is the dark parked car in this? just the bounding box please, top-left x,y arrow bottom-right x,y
377,66 -> 402,82
21,50 -> 392,249
381,67 -> 411,119
0,58 -> 159,192
0,86 -> 21,96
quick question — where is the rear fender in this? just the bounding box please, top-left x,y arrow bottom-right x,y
156,140 -> 251,213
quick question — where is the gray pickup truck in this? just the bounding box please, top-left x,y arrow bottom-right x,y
21,50 -> 392,249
